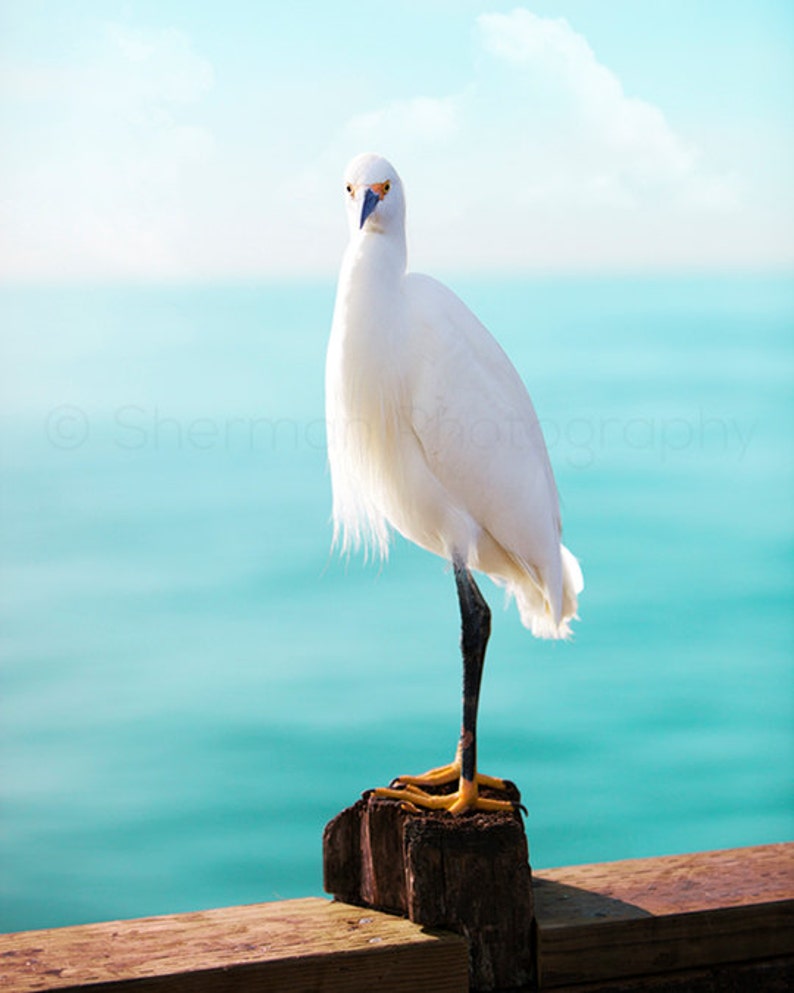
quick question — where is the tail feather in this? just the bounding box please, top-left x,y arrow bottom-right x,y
512,543 -> 583,640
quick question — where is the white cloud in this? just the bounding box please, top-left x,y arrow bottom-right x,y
476,10 -> 699,201
105,24 -> 214,104
0,7 -> 787,280
344,95 -> 460,148
0,23 -> 215,280
299,8 -> 756,275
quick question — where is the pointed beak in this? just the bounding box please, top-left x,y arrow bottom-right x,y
360,186 -> 380,229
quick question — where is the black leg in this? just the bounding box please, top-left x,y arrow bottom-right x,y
453,559 -> 491,784
371,559 -> 512,813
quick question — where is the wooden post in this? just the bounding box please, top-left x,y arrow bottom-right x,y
323,790 -> 534,992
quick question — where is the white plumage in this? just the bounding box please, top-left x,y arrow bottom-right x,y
326,152 -> 582,640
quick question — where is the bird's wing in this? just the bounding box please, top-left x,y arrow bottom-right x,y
404,272 -> 562,571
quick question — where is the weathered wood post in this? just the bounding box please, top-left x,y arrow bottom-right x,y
323,786 -> 534,992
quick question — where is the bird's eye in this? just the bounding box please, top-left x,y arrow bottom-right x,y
346,183 -> 354,197
383,181 -> 391,194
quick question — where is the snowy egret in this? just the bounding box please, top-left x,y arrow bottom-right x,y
326,153 -> 583,814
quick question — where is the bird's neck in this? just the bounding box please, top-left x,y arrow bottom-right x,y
332,227 -> 408,389
342,228 -> 407,288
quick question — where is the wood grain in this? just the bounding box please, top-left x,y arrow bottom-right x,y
4,843 -> 791,992
533,842 -> 794,988
0,897 -> 468,993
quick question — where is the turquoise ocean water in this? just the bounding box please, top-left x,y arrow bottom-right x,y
1,275 -> 792,932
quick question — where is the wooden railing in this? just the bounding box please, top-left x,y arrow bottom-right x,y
532,842 -> 793,990
1,842 -> 792,992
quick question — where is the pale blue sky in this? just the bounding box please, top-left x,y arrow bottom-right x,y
1,1 -> 792,279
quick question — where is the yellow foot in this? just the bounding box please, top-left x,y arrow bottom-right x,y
373,774 -> 517,815
389,758 -> 508,793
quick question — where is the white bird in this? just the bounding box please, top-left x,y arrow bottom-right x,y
326,153 -> 583,814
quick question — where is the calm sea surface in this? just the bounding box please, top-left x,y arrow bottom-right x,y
1,275 -> 792,931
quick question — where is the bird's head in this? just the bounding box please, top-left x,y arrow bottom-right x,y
343,153 -> 405,237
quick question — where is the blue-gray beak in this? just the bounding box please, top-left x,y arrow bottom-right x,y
360,187 -> 380,229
